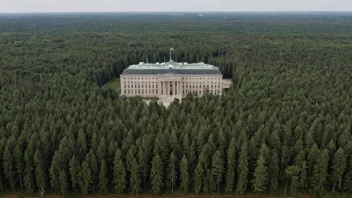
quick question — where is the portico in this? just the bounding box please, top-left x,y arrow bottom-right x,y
158,74 -> 182,96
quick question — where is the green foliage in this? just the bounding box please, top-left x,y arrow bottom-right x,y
98,160 -> 108,194
34,150 -> 47,195
150,154 -> 164,195
194,162 -> 203,193
225,138 -> 236,193
180,156 -> 190,193
331,148 -> 346,192
237,141 -> 248,194
310,149 -> 329,195
211,150 -> 224,193
252,155 -> 268,193
79,161 -> 91,195
129,156 -> 141,195
69,155 -> 81,193
0,13 -> 352,197
113,149 -> 126,194
166,152 -> 177,193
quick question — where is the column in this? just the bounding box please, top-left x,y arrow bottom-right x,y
178,81 -> 181,96
180,81 -> 182,96
158,81 -> 161,96
169,81 -> 171,95
172,81 -> 175,95
166,81 -> 168,96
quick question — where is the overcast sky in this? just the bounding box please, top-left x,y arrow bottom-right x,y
1,0 -> 351,13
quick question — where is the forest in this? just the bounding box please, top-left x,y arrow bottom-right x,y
1,12 -> 352,197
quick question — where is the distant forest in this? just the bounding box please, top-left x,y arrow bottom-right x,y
1,13 -> 352,196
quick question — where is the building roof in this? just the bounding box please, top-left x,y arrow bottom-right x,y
121,60 -> 222,75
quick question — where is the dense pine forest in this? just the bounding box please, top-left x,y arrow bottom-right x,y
1,12 -> 352,197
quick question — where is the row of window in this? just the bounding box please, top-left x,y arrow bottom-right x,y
123,88 -> 221,95
124,85 -> 221,89
124,81 -> 221,87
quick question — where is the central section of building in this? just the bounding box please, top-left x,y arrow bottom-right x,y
120,60 -> 225,98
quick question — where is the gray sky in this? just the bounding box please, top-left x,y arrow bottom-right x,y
1,0 -> 351,13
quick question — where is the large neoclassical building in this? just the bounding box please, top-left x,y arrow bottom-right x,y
120,60 -> 230,98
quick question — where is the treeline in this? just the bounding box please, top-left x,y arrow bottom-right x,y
1,13 -> 352,196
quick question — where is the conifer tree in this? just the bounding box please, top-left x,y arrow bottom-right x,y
34,150 -> 47,195
113,149 -> 126,194
79,161 -> 91,195
3,144 -> 15,192
49,151 -> 60,193
331,148 -> 346,192
23,150 -> 35,193
69,155 -> 81,193
59,170 -> 68,195
13,142 -> 24,191
225,137 -> 236,193
237,141 -> 248,194
194,162 -> 203,193
150,154 -> 163,194
343,155 -> 352,192
285,165 -> 300,195
98,159 -> 108,193
268,150 -> 279,191
180,155 -> 190,193
129,156 -> 141,195
211,150 -> 224,193
77,128 -> 87,157
300,160 -> 307,191
252,155 -> 268,193
85,149 -> 98,194
166,152 -> 177,193
310,149 -> 329,195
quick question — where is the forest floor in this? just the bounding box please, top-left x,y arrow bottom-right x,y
103,78 -> 120,93
1,194 -> 335,198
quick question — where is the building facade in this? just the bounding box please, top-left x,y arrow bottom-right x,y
120,60 -> 227,98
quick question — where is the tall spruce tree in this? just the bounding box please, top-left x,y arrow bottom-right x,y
79,161 -> 91,195
237,141 -> 248,194
343,155 -> 352,192
98,160 -> 108,193
129,156 -> 141,195
252,155 -> 268,193
150,154 -> 164,195
194,162 -> 203,193
310,149 -> 329,195
268,150 -> 279,191
331,148 -> 346,192
211,150 -> 224,193
69,155 -> 81,193
3,144 -> 15,192
59,170 -> 68,195
13,142 -> 24,191
23,150 -> 35,193
180,155 -> 190,193
34,150 -> 47,195
225,137 -> 236,193
113,149 -> 126,194
166,152 -> 177,193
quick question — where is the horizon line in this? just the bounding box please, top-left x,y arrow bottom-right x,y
1,10 -> 352,14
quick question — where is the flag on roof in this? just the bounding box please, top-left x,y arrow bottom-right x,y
170,48 -> 174,51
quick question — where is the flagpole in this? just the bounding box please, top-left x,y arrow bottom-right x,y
170,48 -> 172,61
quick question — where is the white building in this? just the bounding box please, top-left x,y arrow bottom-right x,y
120,60 -> 229,98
